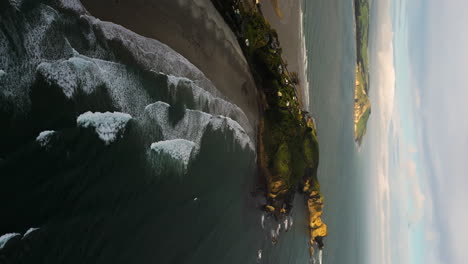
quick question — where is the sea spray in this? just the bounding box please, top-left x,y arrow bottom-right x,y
143,102 -> 254,151
299,1 -> 310,109
148,139 -> 198,176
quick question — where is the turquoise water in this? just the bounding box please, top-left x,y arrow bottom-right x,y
304,0 -> 371,263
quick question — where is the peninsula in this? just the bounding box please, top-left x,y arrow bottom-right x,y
212,0 -> 327,256
353,0 -> 371,144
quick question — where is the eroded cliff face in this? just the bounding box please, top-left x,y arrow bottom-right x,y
259,113 -> 327,255
303,184 -> 327,254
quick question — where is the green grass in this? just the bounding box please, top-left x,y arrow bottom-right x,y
354,0 -> 371,143
356,106 -> 370,143
355,0 -> 370,82
273,143 -> 291,179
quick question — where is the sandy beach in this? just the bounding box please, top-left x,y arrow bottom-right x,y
81,0 -> 259,134
261,0 -> 310,109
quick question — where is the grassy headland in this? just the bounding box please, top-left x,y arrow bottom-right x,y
354,0 -> 371,145
212,0 -> 327,254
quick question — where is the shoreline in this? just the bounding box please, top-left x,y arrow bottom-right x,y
83,0 -> 326,257
212,0 -> 327,257
81,0 -> 260,142
261,0 -> 310,110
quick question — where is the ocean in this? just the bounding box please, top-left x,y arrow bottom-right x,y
305,0 -> 372,263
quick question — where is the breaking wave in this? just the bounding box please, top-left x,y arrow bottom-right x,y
143,101 -> 254,152
148,139 -> 198,175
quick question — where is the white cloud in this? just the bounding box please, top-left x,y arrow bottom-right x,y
408,145 -> 417,154
402,160 -> 425,224
420,0 -> 468,263
413,87 -> 421,109
367,0 -> 395,263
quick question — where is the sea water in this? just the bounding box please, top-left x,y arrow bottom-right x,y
305,0 -> 372,263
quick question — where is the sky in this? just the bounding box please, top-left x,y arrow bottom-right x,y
367,0 -> 468,263
416,0 -> 468,263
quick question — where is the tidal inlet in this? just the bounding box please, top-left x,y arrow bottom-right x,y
0,0 -> 465,264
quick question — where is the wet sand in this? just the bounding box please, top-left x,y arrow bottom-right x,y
261,0 -> 310,109
81,0 -> 259,132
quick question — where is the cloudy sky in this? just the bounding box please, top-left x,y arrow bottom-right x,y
367,0 -> 468,263
415,0 -> 468,263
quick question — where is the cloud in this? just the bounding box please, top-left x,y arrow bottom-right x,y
408,145 -> 417,154
402,160 -> 425,224
426,230 -> 437,241
417,0 -> 468,263
405,161 -> 425,208
368,0 -> 395,263
413,87 -> 421,109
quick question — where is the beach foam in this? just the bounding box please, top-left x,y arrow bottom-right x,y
144,102 -> 254,151
36,130 -> 55,147
149,139 -> 197,175
299,3 -> 310,109
23,227 -> 39,239
0,233 -> 20,249
77,111 -> 132,144
164,73 -> 253,137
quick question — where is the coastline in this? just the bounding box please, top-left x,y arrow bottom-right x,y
212,0 -> 327,258
81,0 -> 260,141
84,0 -> 325,258
261,0 -> 310,110
262,1 -> 327,254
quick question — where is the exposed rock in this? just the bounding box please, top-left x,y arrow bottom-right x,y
265,205 -> 275,212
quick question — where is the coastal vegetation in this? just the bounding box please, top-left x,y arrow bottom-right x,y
212,0 -> 327,254
354,0 -> 371,144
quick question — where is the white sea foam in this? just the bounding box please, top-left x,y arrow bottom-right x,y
270,229 -> 276,240
81,15 -> 220,96
299,2 -> 310,109
1,4 -> 256,156
261,214 -> 265,229
0,5 -> 65,112
35,51 -> 254,151
22,227 -> 39,239
149,139 -> 197,174
0,233 -> 20,249
164,73 -> 253,138
144,102 -> 254,151
37,54 -> 153,117
56,0 -> 89,15
2,5 -> 221,116
36,130 -> 55,147
37,57 -> 104,99
77,111 -> 132,145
